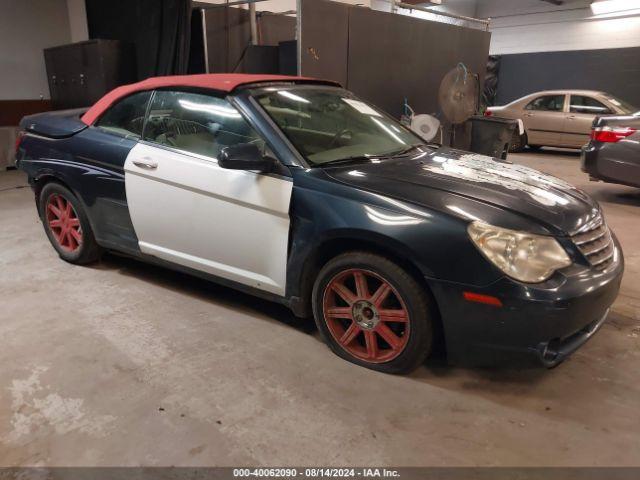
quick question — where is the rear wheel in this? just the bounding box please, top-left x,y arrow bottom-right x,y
312,252 -> 433,374
509,131 -> 527,153
39,182 -> 103,264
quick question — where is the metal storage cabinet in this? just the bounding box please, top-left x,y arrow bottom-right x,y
44,40 -> 136,110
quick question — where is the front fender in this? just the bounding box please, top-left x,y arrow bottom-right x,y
285,170 -> 504,303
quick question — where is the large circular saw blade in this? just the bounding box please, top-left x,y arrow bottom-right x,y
438,65 -> 478,124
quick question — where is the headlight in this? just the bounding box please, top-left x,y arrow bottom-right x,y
468,221 -> 572,283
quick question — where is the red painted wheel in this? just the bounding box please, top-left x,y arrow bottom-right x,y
322,268 -> 411,363
45,193 -> 83,253
39,183 -> 103,264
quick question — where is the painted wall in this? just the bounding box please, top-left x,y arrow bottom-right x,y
67,0 -> 89,43
478,0 -> 640,55
495,47 -> 640,107
0,0 -> 72,100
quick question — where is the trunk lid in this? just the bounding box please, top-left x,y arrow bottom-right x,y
20,108 -> 89,139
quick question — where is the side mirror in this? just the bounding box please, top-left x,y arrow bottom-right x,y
219,143 -> 274,173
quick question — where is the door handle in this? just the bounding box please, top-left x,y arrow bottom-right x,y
524,113 -> 534,117
133,158 -> 158,170
566,115 -> 576,120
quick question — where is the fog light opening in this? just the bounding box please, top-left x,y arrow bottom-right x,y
541,340 -> 561,363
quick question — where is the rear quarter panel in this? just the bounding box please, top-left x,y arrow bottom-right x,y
18,126 -> 140,254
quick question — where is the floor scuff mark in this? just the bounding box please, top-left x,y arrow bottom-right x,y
6,366 -> 115,443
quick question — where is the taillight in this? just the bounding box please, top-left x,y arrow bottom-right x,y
14,131 -> 25,154
484,109 -> 493,117
591,126 -> 636,143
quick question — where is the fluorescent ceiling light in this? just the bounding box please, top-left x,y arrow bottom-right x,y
277,90 -> 310,103
591,0 -> 640,15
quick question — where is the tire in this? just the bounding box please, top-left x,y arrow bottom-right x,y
38,182 -> 103,265
509,131 -> 527,153
312,251 -> 434,374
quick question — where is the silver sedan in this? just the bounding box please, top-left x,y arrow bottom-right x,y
486,90 -> 637,151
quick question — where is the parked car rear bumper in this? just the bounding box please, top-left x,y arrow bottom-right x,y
582,142 -> 640,188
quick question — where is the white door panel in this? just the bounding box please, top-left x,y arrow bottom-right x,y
124,142 -> 292,295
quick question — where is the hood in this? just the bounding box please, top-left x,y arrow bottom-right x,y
324,147 -> 599,235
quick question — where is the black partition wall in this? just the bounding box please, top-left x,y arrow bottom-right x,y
198,0 -> 490,124
299,0 -> 492,119
202,7 -> 296,74
495,47 -> 640,108
86,0 -> 192,80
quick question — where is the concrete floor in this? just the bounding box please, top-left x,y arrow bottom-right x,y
1,149 -> 639,467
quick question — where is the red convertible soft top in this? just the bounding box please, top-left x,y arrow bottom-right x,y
81,73 -> 340,125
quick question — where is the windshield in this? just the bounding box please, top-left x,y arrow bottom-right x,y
604,95 -> 638,115
253,86 -> 425,165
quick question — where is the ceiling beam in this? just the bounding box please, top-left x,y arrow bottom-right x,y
399,0 -> 443,5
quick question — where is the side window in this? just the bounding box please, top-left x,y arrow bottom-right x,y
570,96 -> 612,114
96,91 -> 151,138
525,95 -> 565,112
143,90 -> 264,159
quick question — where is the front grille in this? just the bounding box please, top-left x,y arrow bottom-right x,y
571,216 -> 615,271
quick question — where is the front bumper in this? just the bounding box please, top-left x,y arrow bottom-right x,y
536,308 -> 609,367
428,238 -> 624,367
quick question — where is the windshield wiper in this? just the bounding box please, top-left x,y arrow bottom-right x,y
382,144 -> 425,158
317,144 -> 426,168
318,156 -> 376,167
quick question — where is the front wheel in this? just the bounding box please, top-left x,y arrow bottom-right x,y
312,252 -> 434,374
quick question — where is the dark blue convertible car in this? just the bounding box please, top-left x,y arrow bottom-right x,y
15,74 -> 623,373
